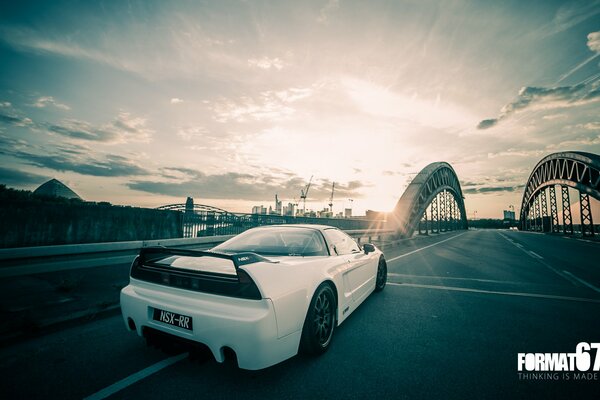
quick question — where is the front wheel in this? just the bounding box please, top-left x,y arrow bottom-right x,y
375,257 -> 387,292
300,284 -> 336,355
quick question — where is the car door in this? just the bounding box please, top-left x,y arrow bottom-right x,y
323,229 -> 372,303
342,232 -> 376,303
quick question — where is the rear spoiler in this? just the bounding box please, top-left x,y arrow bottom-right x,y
138,246 -> 277,269
131,246 -> 273,300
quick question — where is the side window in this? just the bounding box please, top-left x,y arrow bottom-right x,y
323,229 -> 361,255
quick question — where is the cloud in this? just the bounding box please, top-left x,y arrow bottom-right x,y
589,31 -> 600,53
0,137 -> 151,177
342,78 -> 475,129
0,26 -> 142,75
248,57 -> 285,70
128,168 -> 366,201
170,98 -> 184,104
32,96 -> 70,110
487,149 -> 545,159
14,151 -> 150,177
477,82 -> 600,129
0,167 -> 48,187
540,1 -> 600,37
47,112 -> 153,143
177,126 -> 209,141
317,0 -> 340,23
209,86 -> 315,123
476,119 -> 498,129
462,185 -> 525,195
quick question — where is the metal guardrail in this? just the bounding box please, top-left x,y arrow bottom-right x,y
0,229 -> 396,278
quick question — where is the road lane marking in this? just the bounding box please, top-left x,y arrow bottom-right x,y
388,273 -> 517,284
388,282 -> 600,304
386,232 -> 467,262
84,353 -> 188,400
562,271 -> 600,294
497,232 -> 580,286
528,251 -> 543,259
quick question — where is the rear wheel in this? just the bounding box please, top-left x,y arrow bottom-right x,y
300,284 -> 336,355
375,257 -> 387,292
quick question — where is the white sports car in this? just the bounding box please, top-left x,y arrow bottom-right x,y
120,224 -> 387,370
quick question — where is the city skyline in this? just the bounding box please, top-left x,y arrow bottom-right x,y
1,1 -> 600,217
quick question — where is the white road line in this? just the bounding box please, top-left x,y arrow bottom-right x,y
386,232 -> 467,262
514,243 -> 524,248
528,251 -> 543,259
497,232 -> 580,286
562,271 -> 600,294
387,282 -> 600,304
387,273 -> 517,285
84,353 -> 188,400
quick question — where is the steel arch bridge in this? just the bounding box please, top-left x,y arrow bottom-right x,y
390,162 -> 468,238
157,197 -> 382,238
519,151 -> 600,237
157,203 -> 231,214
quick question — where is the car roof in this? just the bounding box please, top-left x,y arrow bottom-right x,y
251,224 -> 337,232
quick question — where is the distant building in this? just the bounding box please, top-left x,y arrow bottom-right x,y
252,205 -> 267,214
344,208 -> 352,218
185,197 -> 194,214
33,179 -> 82,200
319,207 -> 333,218
283,202 -> 296,216
269,195 -> 283,215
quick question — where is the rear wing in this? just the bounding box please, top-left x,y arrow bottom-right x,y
131,246 -> 274,300
138,246 -> 276,269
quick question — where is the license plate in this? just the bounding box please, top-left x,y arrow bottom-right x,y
153,308 -> 193,331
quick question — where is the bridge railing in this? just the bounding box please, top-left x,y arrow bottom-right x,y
180,212 -> 387,238
0,229 -> 396,278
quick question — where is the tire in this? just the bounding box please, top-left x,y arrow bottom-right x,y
300,283 -> 337,355
375,257 -> 387,292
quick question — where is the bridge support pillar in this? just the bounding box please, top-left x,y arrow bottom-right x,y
580,193 -> 594,237
549,185 -> 559,233
431,195 -> 439,233
440,191 -> 447,232
533,193 -> 542,232
449,195 -> 454,231
418,210 -> 429,235
561,186 -> 573,235
540,189 -> 548,232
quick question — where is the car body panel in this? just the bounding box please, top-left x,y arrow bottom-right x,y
120,224 -> 384,370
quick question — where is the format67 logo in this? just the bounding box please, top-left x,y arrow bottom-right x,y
518,343 -> 600,372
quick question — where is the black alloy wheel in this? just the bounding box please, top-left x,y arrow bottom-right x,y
375,257 -> 387,292
301,284 -> 336,355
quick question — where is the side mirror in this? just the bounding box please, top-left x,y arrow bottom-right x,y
363,243 -> 376,254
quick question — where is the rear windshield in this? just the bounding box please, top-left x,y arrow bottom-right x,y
213,227 -> 328,256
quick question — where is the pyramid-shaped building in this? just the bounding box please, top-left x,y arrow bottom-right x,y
33,179 -> 82,200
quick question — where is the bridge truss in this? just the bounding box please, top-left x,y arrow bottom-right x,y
519,151 -> 600,237
391,162 -> 468,238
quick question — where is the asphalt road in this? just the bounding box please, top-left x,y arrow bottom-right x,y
1,230 -> 599,399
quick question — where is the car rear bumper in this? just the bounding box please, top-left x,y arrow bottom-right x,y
120,278 -> 301,370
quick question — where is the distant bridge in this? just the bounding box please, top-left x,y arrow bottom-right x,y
157,197 -> 385,238
389,162 -> 468,238
519,151 -> 599,237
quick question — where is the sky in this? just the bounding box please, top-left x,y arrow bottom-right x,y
0,0 -> 599,218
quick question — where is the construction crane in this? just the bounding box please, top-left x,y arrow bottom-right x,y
300,175 -> 313,215
328,182 -> 335,212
